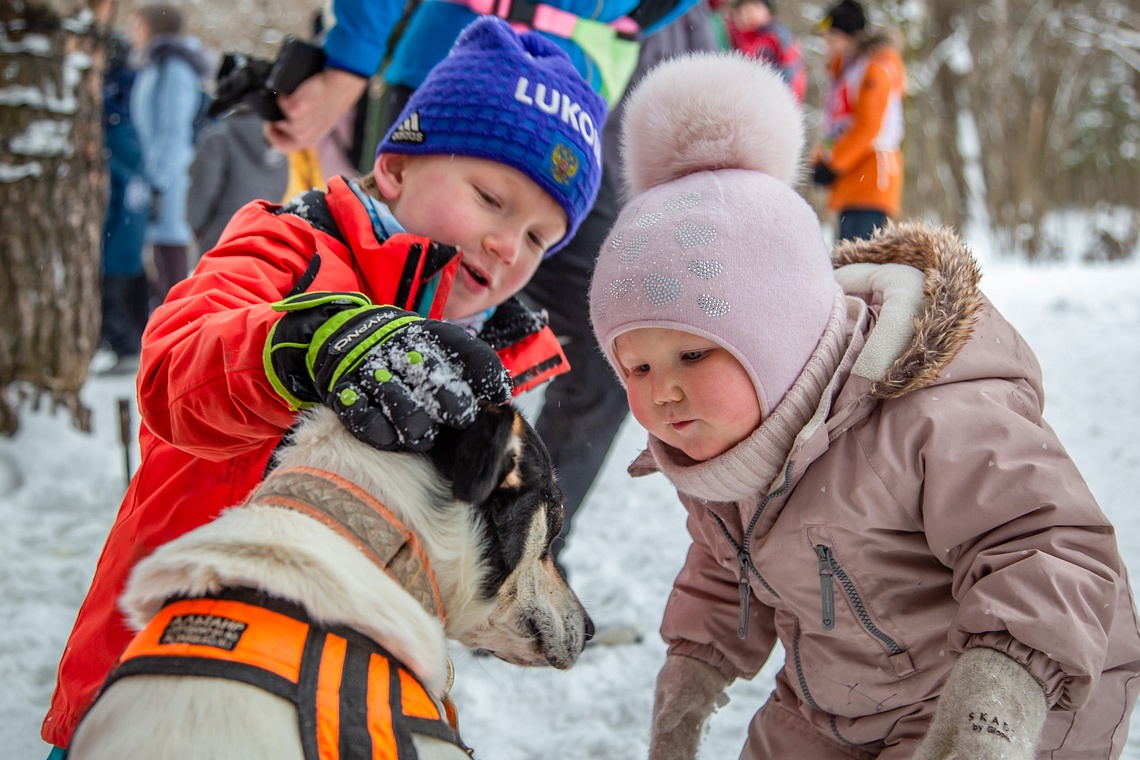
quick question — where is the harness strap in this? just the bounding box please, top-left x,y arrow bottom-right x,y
448,0 -> 638,37
102,592 -> 468,760
433,0 -> 640,103
246,466 -> 447,624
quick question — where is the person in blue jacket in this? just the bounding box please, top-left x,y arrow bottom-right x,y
128,3 -> 212,308
266,0 -> 696,153
99,32 -> 152,375
265,0 -> 701,574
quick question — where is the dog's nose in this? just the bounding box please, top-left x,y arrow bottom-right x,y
583,614 -> 596,642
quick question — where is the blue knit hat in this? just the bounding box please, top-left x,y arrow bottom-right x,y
376,17 -> 607,255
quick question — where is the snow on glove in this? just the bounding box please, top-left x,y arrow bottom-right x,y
265,291 -> 512,451
648,655 -> 731,760
914,647 -> 1047,760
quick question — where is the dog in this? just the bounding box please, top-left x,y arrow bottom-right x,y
69,403 -> 592,760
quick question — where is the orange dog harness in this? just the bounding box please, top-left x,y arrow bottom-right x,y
101,590 -> 468,759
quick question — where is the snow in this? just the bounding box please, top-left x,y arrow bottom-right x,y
8,119 -> 73,158
0,161 -> 43,181
2,234 -> 1139,759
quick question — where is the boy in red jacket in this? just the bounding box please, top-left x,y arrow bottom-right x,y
42,18 -> 606,755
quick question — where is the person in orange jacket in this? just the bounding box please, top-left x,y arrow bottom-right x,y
41,19 -> 606,756
810,0 -> 906,242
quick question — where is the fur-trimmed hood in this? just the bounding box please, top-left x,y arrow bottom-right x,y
832,220 -> 985,400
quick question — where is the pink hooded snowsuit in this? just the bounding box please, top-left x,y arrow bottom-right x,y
627,225 -> 1140,757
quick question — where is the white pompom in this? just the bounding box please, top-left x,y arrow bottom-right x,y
621,52 -> 805,195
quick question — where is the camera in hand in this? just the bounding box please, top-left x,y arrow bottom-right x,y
208,36 -> 327,122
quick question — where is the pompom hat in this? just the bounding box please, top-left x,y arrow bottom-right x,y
589,53 -> 842,417
376,17 -> 607,255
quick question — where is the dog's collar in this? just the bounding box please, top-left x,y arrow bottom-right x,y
246,465 -> 446,624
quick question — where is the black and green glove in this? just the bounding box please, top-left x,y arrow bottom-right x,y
265,292 -> 512,451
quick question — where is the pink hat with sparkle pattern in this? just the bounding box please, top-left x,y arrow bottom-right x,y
589,52 -> 842,417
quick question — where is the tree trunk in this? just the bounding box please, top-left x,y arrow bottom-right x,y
902,0 -> 969,229
0,0 -> 105,434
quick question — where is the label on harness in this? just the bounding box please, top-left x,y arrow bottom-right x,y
160,613 -> 248,651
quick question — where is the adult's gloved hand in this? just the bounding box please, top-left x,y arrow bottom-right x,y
811,161 -> 838,187
265,291 -> 512,451
648,655 -> 731,760
913,647 -> 1047,760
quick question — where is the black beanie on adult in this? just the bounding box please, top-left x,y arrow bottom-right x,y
821,0 -> 866,36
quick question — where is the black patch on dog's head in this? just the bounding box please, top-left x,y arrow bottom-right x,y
428,403 -> 517,506
429,403 -> 563,598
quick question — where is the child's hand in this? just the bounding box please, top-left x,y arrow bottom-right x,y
265,292 -> 511,451
914,647 -> 1047,760
649,655 -> 731,760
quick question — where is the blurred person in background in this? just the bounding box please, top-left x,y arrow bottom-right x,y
810,0 -> 906,242
725,0 -> 806,102
262,0 -> 705,576
523,2 -> 720,573
188,101 -> 289,253
98,31 -> 151,376
128,3 -> 211,306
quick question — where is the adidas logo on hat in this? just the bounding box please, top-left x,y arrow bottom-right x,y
389,112 -> 425,144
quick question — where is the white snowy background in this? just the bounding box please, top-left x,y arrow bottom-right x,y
2,218 -> 1138,759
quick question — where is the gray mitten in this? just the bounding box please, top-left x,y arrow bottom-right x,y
648,655 -> 731,760
914,647 -> 1048,760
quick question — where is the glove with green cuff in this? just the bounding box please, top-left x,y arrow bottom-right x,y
265,291 -> 512,451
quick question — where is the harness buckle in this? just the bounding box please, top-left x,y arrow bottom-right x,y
504,0 -> 537,26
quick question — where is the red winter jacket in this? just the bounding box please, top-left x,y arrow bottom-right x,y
42,176 -> 567,748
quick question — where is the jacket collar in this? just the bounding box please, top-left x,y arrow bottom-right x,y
832,221 -> 983,400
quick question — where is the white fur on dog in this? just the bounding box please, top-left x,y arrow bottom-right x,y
620,52 -> 805,195
70,407 -> 587,760
122,505 -> 452,693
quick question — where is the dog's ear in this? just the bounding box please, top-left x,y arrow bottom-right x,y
429,403 -> 518,505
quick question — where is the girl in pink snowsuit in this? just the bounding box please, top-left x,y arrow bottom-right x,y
589,52 -> 1140,760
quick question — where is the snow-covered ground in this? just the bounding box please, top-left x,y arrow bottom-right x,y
2,228 -> 1138,759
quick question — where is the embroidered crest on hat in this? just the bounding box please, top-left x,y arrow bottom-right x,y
388,112 -> 425,144
549,142 -> 582,186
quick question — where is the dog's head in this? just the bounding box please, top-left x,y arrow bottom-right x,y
276,404 -> 592,669
425,403 -> 592,669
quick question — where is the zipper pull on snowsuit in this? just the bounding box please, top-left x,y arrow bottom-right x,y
737,550 -> 752,639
